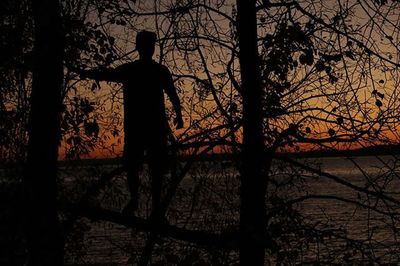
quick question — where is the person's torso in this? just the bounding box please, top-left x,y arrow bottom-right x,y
120,60 -> 168,133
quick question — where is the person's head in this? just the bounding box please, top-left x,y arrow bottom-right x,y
136,30 -> 156,60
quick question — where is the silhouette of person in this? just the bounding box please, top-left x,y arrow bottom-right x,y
76,30 -> 183,214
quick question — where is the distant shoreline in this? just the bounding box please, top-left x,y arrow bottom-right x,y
51,144 -> 400,166
283,144 -> 400,158
2,144 -> 399,169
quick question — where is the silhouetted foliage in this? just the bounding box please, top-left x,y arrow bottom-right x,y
2,0 -> 400,265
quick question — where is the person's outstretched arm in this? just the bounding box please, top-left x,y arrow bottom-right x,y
163,67 -> 183,129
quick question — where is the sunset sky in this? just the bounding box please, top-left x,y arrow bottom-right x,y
59,0 -> 400,159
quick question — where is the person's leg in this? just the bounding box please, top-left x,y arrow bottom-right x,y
148,136 -> 168,215
149,162 -> 162,214
122,144 -> 144,214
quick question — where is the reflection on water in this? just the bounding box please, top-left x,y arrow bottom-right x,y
318,155 -> 400,177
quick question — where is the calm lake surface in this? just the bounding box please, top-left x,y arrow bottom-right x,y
6,155 -> 400,264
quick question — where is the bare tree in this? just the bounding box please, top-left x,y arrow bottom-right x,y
23,0 -> 64,265
236,0 -> 268,265
3,0 -> 400,265
59,0 -> 400,264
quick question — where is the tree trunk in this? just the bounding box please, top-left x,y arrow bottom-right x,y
24,0 -> 64,265
236,0 -> 268,265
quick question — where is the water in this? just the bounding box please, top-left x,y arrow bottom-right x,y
4,155 -> 400,264
285,156 -> 400,263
